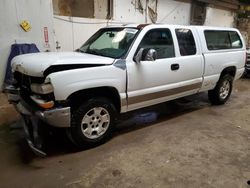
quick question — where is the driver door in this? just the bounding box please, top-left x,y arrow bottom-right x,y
126,28 -> 202,111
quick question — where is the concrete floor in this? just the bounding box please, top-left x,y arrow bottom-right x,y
0,93 -> 19,125
0,79 -> 250,188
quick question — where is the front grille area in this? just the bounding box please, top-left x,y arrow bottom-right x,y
13,71 -> 55,107
14,71 -> 45,88
14,72 -> 45,97
247,52 -> 250,65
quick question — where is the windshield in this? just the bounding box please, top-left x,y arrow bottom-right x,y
79,27 -> 139,58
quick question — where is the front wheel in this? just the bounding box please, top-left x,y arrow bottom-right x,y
208,74 -> 233,105
67,97 -> 117,148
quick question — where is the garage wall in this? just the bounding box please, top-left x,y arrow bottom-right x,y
54,0 -> 236,52
113,0 -> 191,24
53,17 -> 109,51
54,0 -> 192,51
0,0 -> 55,90
204,7 -> 235,27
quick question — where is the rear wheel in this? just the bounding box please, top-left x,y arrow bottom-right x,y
67,97 -> 117,148
208,74 -> 233,105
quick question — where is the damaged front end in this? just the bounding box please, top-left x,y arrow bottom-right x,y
4,72 -> 71,157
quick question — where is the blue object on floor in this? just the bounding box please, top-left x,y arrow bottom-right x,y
134,112 -> 158,124
4,43 -> 39,84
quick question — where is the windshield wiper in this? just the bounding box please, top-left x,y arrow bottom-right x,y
86,49 -> 101,56
78,48 -> 109,58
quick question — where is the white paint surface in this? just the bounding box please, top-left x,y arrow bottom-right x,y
0,0 -> 55,89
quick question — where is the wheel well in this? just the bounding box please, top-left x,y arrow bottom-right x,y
220,66 -> 236,79
67,87 -> 121,112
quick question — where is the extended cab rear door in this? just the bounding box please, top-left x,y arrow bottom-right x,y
125,25 -> 204,111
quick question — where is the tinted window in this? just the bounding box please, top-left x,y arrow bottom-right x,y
229,31 -> 243,48
175,29 -> 196,56
204,30 -> 242,50
138,29 -> 175,59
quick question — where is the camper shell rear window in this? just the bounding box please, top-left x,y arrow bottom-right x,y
204,30 -> 243,50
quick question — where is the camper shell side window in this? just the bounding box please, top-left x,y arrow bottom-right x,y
204,30 -> 243,50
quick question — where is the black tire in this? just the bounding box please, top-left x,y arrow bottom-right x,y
208,74 -> 233,105
67,97 -> 117,148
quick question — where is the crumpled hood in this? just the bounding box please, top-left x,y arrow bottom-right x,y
11,52 -> 115,77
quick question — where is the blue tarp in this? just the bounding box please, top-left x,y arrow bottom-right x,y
4,43 -> 40,84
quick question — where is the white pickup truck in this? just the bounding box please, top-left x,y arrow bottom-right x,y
5,24 -> 246,155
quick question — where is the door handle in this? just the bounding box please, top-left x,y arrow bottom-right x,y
171,64 -> 179,71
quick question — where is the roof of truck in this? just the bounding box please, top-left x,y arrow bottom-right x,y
105,23 -> 239,31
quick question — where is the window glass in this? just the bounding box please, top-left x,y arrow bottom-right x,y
204,30 -> 242,50
79,28 -> 139,58
229,31 -> 242,48
138,29 -> 175,59
175,29 -> 196,56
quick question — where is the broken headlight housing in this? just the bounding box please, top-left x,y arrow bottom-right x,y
30,78 -> 53,94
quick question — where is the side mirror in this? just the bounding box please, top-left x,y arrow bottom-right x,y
143,48 -> 157,61
134,48 -> 157,63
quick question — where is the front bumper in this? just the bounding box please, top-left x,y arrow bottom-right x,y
4,85 -> 71,156
5,85 -> 71,128
16,101 -> 71,128
21,116 -> 47,157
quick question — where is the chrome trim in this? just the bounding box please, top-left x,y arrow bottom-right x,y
3,84 -> 19,94
21,118 -> 47,157
5,84 -> 71,128
27,139 -> 47,157
16,102 -> 32,115
4,84 -> 20,103
36,107 -> 71,128
245,64 -> 250,69
14,101 -> 71,128
7,93 -> 20,104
